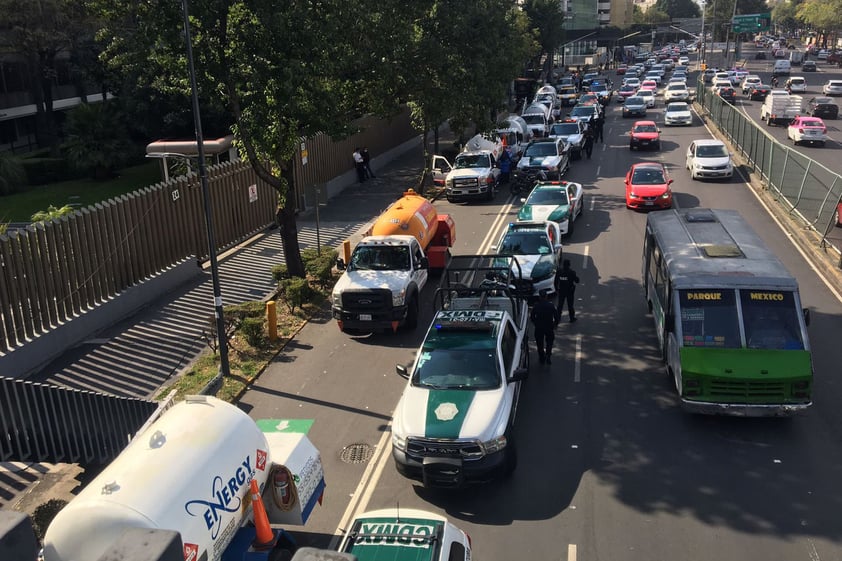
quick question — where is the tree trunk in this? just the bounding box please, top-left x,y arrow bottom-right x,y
277,166 -> 306,278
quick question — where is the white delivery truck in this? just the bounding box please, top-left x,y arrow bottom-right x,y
43,396 -> 325,561
760,92 -> 802,125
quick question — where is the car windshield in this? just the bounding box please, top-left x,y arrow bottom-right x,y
525,142 -> 559,157
570,106 -> 594,117
742,291 -> 804,350
528,188 -> 569,206
634,124 -> 658,133
814,97 -> 833,104
523,114 -> 545,125
678,289 -> 741,349
695,144 -> 728,157
626,97 -> 644,105
550,123 -> 580,135
498,230 -> 552,255
413,346 -> 500,390
638,90 -> 653,97
457,152 -> 493,168
668,84 -> 686,91
667,103 -> 689,112
349,245 -> 410,271
631,167 -> 666,184
621,86 -> 635,92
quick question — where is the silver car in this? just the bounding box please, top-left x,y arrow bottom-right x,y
823,80 -> 842,96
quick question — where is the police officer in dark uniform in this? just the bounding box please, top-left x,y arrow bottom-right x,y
531,290 -> 560,364
556,259 -> 580,322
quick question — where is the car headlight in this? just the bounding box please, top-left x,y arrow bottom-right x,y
332,291 -> 342,307
482,435 -> 508,454
661,191 -> 671,199
393,289 -> 406,307
392,433 -> 407,452
531,261 -> 555,281
445,178 -> 453,188
629,191 -> 638,198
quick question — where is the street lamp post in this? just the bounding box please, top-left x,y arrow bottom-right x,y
181,0 -> 230,380
699,1 -> 707,70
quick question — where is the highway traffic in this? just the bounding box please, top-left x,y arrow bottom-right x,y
238,46 -> 842,561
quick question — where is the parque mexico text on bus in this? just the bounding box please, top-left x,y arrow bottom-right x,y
642,208 -> 813,417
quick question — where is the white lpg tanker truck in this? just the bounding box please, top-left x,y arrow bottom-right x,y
41,396 -> 326,561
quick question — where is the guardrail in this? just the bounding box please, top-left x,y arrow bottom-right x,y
695,82 -> 842,260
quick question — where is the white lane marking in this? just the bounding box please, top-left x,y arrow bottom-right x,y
568,543 -> 578,561
589,196 -> 595,212
478,196 -> 517,254
692,103 -> 842,304
330,424 -> 394,549
582,245 -> 590,270
602,143 -> 607,151
574,335 -> 582,383
596,165 -> 601,175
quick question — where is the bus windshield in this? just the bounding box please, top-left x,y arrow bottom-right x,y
741,290 -> 804,350
679,289 -> 741,348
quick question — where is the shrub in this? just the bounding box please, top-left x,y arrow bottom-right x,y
301,247 -> 338,287
271,263 -> 290,283
239,316 -> 267,348
30,499 -> 68,541
279,277 -> 312,312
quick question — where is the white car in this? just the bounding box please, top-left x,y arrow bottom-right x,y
823,80 -> 842,96
664,102 -> 693,126
637,88 -> 656,107
741,75 -> 762,94
711,78 -> 731,92
668,77 -> 687,85
787,116 -> 827,146
624,77 -> 641,88
664,83 -> 690,102
645,72 -> 662,86
678,56 -> 690,66
786,76 -> 807,93
517,181 -> 585,236
493,221 -> 562,295
686,139 -> 734,180
817,49 -> 829,60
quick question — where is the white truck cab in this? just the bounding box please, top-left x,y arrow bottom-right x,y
431,134 -> 503,203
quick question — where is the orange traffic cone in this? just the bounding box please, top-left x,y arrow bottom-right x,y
250,479 -> 279,550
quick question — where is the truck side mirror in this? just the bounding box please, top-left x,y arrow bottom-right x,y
803,308 -> 811,326
420,257 -> 429,270
509,368 -> 529,382
336,258 -> 346,271
396,364 -> 410,378
664,313 -> 675,332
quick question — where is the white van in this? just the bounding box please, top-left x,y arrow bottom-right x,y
773,59 -> 791,77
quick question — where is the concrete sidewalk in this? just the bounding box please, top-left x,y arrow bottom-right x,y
2,126 -> 459,513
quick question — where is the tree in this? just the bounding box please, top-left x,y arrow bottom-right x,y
62,101 -> 133,179
655,0 -> 701,19
523,0 -> 567,80
90,0 -> 419,277
0,0 -> 99,155
772,0 -> 803,32
797,0 -> 842,43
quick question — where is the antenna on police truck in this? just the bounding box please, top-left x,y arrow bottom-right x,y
396,501 -> 401,523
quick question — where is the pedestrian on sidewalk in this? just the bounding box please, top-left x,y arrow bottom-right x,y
362,147 -> 376,179
353,148 -> 366,183
583,127 -> 594,159
556,259 -> 580,322
531,290 -> 560,364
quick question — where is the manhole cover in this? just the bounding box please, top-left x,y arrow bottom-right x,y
340,443 -> 374,464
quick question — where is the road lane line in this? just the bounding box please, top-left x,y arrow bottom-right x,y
582,245 -> 589,270
478,196 -> 516,254
574,335 -> 582,383
596,165 -> 601,175
589,196 -> 595,212
568,543 -> 578,561
330,423 -> 394,549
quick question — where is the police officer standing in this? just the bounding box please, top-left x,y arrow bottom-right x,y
583,127 -> 595,159
556,259 -> 580,322
531,290 -> 560,364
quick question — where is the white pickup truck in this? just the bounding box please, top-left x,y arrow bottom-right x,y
760,91 -> 802,125
391,255 -> 530,487
431,133 -> 503,203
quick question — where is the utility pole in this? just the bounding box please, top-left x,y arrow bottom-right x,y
723,0 -> 739,67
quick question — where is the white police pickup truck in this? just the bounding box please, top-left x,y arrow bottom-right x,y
391,255 -> 530,487
338,508 -> 471,561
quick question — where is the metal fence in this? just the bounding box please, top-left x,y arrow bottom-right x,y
696,82 -> 842,255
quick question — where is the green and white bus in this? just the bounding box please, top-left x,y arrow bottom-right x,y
643,208 -> 813,416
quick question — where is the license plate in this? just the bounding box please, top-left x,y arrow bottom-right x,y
359,314 -> 372,321
645,202 -> 654,206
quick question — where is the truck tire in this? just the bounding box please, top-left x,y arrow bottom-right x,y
405,296 -> 419,329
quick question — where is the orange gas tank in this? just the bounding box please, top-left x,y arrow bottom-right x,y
370,189 -> 439,250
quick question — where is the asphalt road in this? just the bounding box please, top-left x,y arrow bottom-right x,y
236,55 -> 842,561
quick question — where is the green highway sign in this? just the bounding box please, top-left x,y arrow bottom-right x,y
732,12 -> 771,33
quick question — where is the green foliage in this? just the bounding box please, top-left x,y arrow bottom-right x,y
239,316 -> 267,348
772,0 -> 802,31
271,263 -> 291,283
301,246 -> 338,287
279,277 -> 312,313
30,499 -> 68,541
655,0 -> 700,19
20,157 -> 77,186
62,101 -> 134,179
797,0 -> 842,31
0,152 -> 26,195
31,204 -> 76,223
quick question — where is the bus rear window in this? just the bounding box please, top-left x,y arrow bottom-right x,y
678,289 -> 741,348
741,291 -> 803,350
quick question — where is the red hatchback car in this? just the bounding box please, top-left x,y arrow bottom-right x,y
624,162 -> 673,210
629,120 -> 661,150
